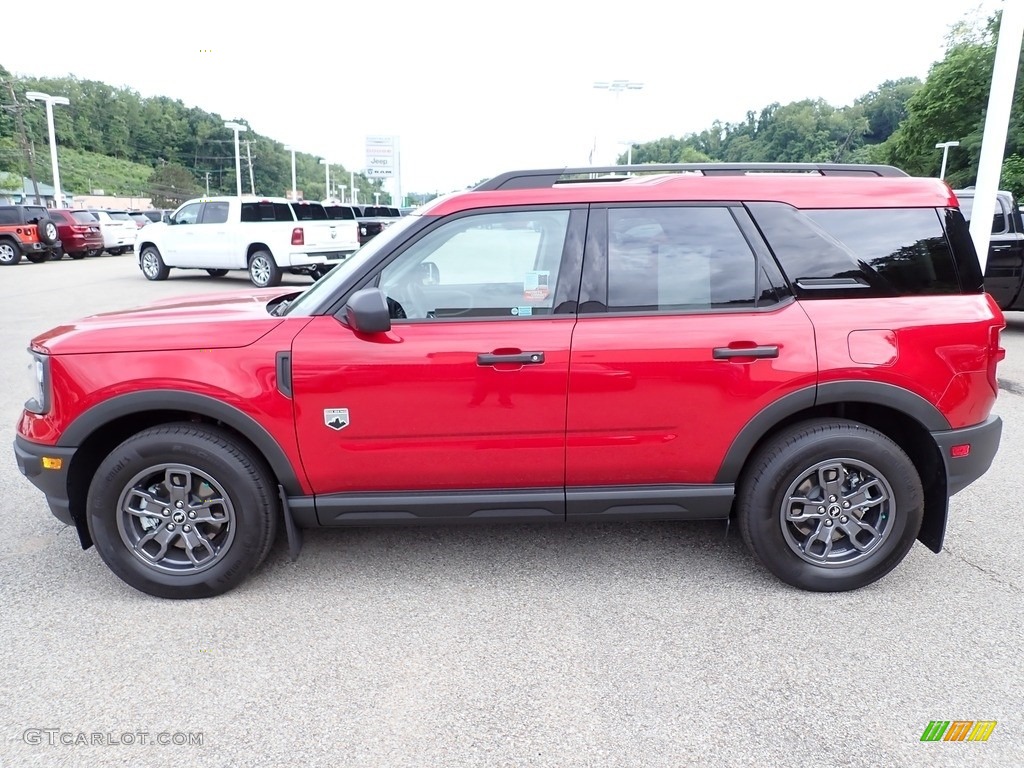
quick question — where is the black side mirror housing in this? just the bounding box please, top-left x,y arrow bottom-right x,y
345,287 -> 392,334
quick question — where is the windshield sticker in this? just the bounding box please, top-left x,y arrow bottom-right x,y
524,271 -> 550,301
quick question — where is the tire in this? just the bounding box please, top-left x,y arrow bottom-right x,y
139,245 -> 170,281
0,239 -> 21,265
37,218 -> 59,245
68,251 -> 87,260
109,247 -> 123,255
86,423 -> 279,599
89,248 -> 104,257
736,419 -> 923,592
248,250 -> 281,287
49,247 -> 64,261
206,268 -> 229,277
26,252 -> 48,264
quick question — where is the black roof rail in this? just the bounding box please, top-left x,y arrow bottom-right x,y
474,163 -> 910,191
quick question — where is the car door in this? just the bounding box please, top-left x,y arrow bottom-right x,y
160,202 -> 203,266
564,204 -> 817,519
289,207 -> 586,523
196,200 -> 233,267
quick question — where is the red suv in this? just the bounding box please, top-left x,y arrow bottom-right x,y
14,163 -> 1006,599
48,209 -> 104,259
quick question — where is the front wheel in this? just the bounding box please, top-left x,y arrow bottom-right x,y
248,250 -> 281,288
736,419 -> 923,592
139,246 -> 169,280
86,424 -> 279,599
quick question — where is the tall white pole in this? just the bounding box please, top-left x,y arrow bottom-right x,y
26,92 -> 69,208
225,122 -> 246,197
246,141 -> 255,194
321,159 -> 330,201
285,147 -> 296,200
969,5 -> 1024,273
351,171 -> 357,205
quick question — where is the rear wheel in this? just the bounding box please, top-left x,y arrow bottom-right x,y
86,424 -> 278,599
68,251 -> 87,260
248,250 -> 281,288
140,246 -> 170,281
49,248 -> 64,261
0,239 -> 21,265
736,419 -> 923,592
26,252 -> 48,263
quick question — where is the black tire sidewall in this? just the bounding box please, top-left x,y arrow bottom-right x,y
37,219 -> 59,244
87,427 -> 276,599
739,423 -> 923,591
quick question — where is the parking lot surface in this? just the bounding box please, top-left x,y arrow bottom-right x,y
1,254 -> 1021,767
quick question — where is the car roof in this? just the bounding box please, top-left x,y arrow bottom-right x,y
423,174 -> 959,216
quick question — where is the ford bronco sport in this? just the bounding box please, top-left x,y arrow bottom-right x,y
14,163 -> 1006,599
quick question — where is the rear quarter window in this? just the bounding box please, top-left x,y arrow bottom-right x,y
749,204 -> 962,297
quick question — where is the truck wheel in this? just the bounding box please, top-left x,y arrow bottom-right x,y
86,423 -> 279,599
736,419 -> 923,592
248,250 -> 281,288
140,246 -> 170,280
37,218 -> 59,245
0,239 -> 21,265
206,269 -> 229,277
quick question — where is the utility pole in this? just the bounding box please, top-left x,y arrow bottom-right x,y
204,172 -> 211,197
244,140 -> 256,195
3,80 -> 42,205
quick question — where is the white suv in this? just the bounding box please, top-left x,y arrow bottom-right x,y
88,210 -> 138,255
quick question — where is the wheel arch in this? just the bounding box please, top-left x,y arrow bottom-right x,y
59,391 -> 304,547
717,382 -> 950,553
246,242 -> 273,262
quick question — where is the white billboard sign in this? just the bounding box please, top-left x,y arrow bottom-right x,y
365,135 -> 396,178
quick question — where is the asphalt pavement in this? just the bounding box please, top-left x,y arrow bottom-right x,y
0,254 -> 1021,767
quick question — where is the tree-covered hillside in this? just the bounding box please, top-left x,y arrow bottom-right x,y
0,66 -> 381,204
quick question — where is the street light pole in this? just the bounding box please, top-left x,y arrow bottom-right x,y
25,91 -> 70,207
935,140 -> 960,180
285,146 -> 297,200
339,185 -> 346,204
592,80 -> 644,166
224,122 -> 247,197
320,158 -> 331,202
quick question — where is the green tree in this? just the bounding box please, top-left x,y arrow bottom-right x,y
148,163 -> 199,207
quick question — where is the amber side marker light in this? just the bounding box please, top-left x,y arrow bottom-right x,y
41,457 -> 63,470
950,445 -> 971,458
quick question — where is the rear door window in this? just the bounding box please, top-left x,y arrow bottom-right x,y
749,204 -> 961,297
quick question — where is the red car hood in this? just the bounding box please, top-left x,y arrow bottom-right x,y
32,288 -> 300,354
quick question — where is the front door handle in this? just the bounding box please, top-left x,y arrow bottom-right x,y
477,351 -> 545,366
713,345 -> 779,360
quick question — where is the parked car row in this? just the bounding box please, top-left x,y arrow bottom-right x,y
0,205 -> 176,264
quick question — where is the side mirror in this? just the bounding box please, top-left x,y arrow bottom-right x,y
345,287 -> 391,334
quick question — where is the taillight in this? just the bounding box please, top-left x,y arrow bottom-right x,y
988,324 -> 1006,395
71,225 -> 89,233
291,227 -> 304,246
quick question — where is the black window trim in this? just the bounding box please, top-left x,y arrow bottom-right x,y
580,201 -> 789,317
325,204 -> 589,323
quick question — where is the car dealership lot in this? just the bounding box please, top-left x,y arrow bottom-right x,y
1,255 -> 1022,767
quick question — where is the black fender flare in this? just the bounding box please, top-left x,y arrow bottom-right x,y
714,381 -> 950,484
58,390 -> 304,495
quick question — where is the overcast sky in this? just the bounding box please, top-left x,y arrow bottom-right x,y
2,0 -> 1005,196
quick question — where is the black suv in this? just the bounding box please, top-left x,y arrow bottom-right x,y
953,188 -> 1024,310
0,204 -> 61,265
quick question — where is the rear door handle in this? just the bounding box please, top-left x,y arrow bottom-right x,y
477,351 -> 545,366
713,345 -> 779,360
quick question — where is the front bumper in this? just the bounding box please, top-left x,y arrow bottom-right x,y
13,435 -> 77,525
931,414 -> 1002,496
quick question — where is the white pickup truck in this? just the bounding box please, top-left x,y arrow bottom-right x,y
134,196 -> 360,287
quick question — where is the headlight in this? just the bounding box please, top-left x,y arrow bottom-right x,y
25,350 -> 50,414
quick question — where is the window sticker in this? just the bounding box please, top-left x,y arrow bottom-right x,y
524,270 -> 550,301
511,306 -> 533,317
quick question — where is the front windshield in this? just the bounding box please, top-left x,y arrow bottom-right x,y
282,214 -> 423,316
